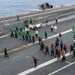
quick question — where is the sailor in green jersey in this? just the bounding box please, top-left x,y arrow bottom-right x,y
30,19 -> 32,24
45,31 -> 48,39
14,30 -> 18,38
29,34 -> 32,42
19,31 -> 22,40
73,48 -> 75,58
50,46 -> 55,56
20,26 -> 22,32
38,36 -> 42,44
9,28 -> 14,38
0,28 -> 2,35
24,23 -> 27,27
25,33 -> 29,42
73,34 -> 75,39
21,32 -> 25,41
72,26 -> 75,31
45,19 -> 48,26
16,25 -> 19,31
24,25 -> 26,30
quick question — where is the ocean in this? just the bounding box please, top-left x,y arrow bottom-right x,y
0,0 -> 75,18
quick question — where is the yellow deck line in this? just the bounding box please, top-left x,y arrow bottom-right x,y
0,45 -> 28,56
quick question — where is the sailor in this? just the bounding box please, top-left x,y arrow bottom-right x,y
44,46 -> 49,55
51,25 -> 54,32
35,30 -> 38,38
45,31 -> 48,39
17,15 -> 19,21
32,35 -> 35,43
4,48 -> 9,58
32,56 -> 39,68
55,17 -> 58,24
9,28 -> 14,38
54,25 -> 57,33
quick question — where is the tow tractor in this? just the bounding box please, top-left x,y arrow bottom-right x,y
29,23 -> 42,29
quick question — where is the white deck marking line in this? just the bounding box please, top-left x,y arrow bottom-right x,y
5,23 -> 10,26
26,56 -> 29,58
17,52 -> 71,75
0,29 -> 72,40
27,29 -> 72,47
48,62 -> 75,75
46,29 -> 72,40
65,61 -> 71,64
0,34 -> 10,39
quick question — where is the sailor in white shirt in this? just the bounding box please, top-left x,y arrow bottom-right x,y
73,39 -> 75,46
27,28 -> 29,34
35,30 -> 38,38
54,25 -> 57,33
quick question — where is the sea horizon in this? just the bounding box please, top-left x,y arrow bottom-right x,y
0,0 -> 75,18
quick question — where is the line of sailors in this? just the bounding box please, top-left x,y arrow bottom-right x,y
9,26 -> 41,43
